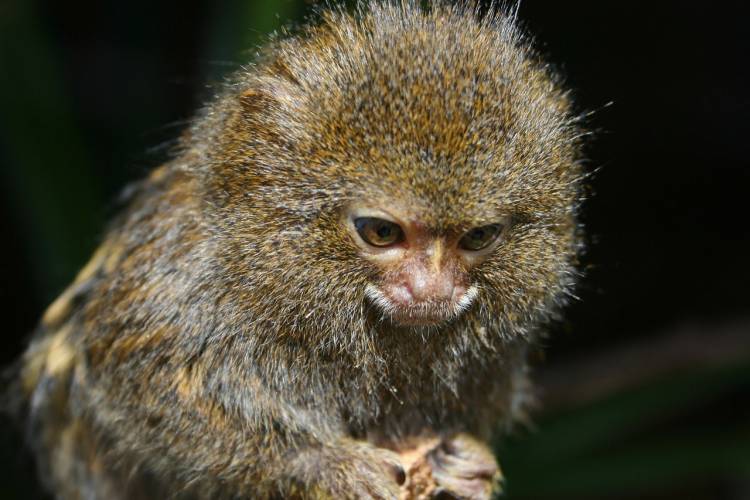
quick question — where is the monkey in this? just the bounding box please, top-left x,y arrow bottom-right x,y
13,1 -> 585,498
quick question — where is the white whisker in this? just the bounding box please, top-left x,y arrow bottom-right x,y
455,285 -> 479,314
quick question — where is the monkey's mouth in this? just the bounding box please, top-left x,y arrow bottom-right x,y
364,284 -> 478,327
387,305 -> 458,326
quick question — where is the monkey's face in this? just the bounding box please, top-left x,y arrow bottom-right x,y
207,3 -> 583,347
343,204 -> 510,327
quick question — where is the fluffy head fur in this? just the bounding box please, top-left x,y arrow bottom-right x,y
195,0 -> 582,360
17,2 -> 584,498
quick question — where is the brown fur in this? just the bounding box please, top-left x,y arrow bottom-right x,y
17,1 -> 584,498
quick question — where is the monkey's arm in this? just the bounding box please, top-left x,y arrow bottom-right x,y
20,212 -> 405,499
79,324 -> 410,500
25,333 -> 406,500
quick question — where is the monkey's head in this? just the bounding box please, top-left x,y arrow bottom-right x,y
194,2 -> 583,356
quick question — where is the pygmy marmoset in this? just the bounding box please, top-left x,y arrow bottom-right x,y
16,1 -> 585,498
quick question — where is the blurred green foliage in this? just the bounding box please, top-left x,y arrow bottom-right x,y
0,0 -> 104,296
497,360 -> 750,499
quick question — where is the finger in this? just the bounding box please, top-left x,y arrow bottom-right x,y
429,472 -> 493,500
429,448 -> 498,480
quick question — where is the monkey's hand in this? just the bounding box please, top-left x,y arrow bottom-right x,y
425,434 -> 502,500
288,439 -> 406,500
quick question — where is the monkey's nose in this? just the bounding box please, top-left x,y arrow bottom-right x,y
405,271 -> 455,303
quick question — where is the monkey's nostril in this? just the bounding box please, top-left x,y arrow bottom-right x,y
451,285 -> 468,303
390,284 -> 414,304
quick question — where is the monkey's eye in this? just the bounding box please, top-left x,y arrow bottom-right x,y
354,217 -> 405,247
459,224 -> 505,251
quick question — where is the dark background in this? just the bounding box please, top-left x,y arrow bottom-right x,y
1,1 -> 749,499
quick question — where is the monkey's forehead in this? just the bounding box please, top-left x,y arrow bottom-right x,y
260,2 -> 575,148
218,3 -> 583,222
